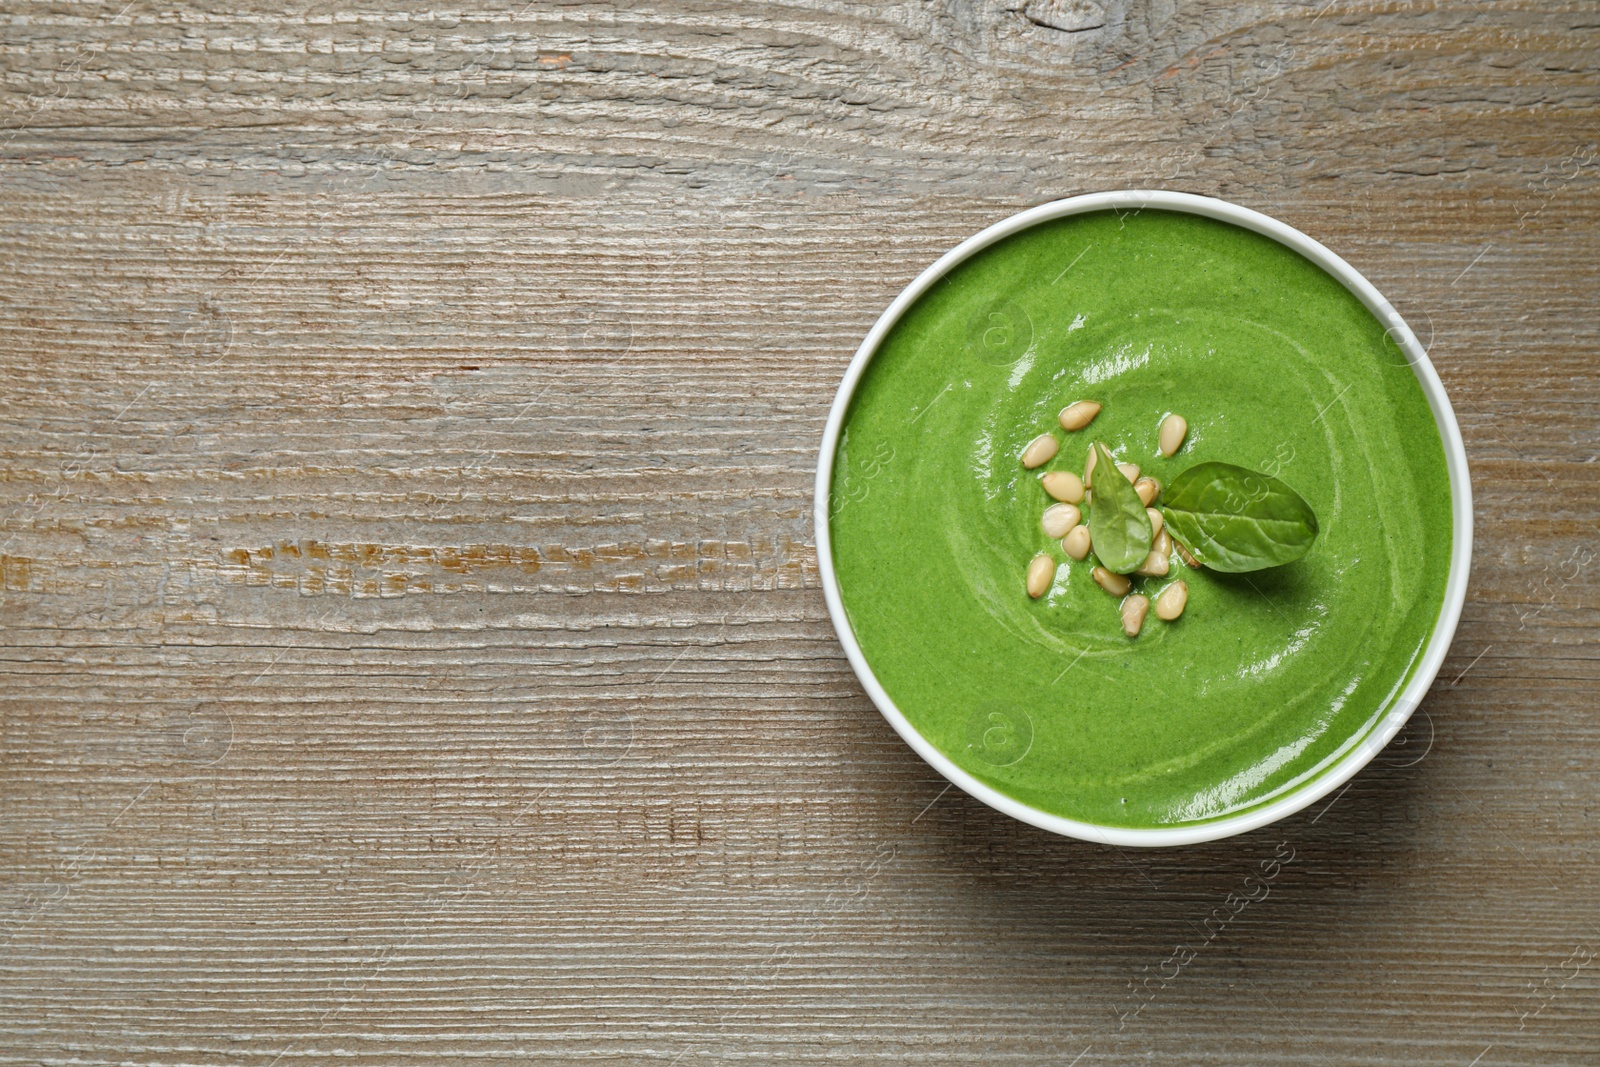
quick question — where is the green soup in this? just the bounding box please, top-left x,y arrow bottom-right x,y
829,209 -> 1451,830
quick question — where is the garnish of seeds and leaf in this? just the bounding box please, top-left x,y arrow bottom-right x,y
1020,403 -> 1319,637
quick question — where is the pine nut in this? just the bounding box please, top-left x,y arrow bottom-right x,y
1026,553 -> 1054,598
1174,539 -> 1200,569
1059,401 -> 1102,431
1021,433 -> 1058,469
1155,580 -> 1189,621
1062,524 -> 1092,560
1041,470 -> 1084,504
1159,413 -> 1188,457
1136,530 -> 1171,576
1042,503 -> 1081,539
1139,547 -> 1177,579
1092,566 -> 1130,596
1117,461 -> 1140,483
1135,477 -> 1160,506
1083,446 -> 1097,487
1146,507 -> 1164,536
1121,594 -> 1150,637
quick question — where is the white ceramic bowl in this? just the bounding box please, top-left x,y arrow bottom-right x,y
814,190 -> 1473,847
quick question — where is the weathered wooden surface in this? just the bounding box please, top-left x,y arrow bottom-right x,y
2,2 -> 1597,1063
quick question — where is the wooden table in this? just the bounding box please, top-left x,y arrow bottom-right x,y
3,3 -> 1597,1063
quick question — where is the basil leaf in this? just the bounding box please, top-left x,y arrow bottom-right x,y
1087,441 -> 1153,574
1161,461 -> 1319,572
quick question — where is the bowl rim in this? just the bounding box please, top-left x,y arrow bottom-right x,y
813,189 -> 1474,848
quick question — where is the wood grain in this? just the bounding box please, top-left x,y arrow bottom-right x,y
2,1 -> 1598,1063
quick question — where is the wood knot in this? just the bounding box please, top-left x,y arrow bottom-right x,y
1022,0 -> 1107,33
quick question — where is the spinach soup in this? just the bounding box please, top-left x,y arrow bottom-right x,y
828,208 -> 1451,830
